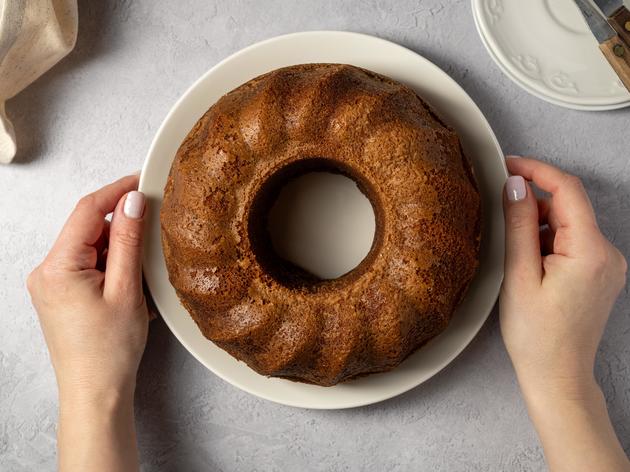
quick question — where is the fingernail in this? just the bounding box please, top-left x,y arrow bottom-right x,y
506,155 -> 521,159
506,176 -> 526,202
124,191 -> 145,219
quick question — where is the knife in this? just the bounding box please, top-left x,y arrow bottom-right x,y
593,0 -> 630,46
575,0 -> 630,91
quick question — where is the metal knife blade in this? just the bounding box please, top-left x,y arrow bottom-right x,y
593,0 -> 624,18
574,0 -> 617,43
593,0 -> 630,48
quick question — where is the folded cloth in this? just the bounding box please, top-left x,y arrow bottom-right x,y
0,0 -> 78,164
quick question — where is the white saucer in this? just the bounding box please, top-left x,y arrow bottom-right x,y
139,31 -> 507,409
472,0 -> 630,110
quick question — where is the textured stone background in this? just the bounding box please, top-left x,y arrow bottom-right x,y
1,1 -> 629,470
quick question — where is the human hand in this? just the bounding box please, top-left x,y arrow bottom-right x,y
500,157 -> 629,472
500,156 -> 627,395
27,175 -> 149,404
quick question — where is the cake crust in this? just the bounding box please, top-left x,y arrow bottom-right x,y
160,63 -> 481,386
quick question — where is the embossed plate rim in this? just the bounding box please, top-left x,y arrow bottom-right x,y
471,0 -> 630,110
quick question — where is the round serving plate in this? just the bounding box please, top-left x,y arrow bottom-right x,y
472,0 -> 630,110
140,31 -> 507,409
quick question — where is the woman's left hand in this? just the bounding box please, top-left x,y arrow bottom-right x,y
28,175 -> 149,471
27,174 -> 148,403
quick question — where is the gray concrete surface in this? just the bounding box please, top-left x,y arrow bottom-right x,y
1,1 -> 629,470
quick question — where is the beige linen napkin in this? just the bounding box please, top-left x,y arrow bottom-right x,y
0,0 -> 77,164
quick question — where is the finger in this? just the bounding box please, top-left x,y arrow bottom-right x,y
539,224 -> 555,256
503,175 -> 542,286
48,175 -> 139,270
104,191 -> 146,307
537,197 -> 562,233
506,157 -> 597,230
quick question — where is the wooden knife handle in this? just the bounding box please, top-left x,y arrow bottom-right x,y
608,7 -> 630,47
599,36 -> 630,92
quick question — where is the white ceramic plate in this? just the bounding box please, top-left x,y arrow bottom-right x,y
140,31 -> 507,409
472,0 -> 630,110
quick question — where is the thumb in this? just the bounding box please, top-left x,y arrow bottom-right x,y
104,191 -> 146,307
503,175 -> 542,287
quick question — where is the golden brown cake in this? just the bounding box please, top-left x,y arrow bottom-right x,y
160,63 -> 481,386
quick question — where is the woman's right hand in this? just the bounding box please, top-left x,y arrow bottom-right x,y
500,156 -> 629,472
500,156 -> 627,391
500,158 -> 627,390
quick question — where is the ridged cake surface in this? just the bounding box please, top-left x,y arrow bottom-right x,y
161,63 -> 481,386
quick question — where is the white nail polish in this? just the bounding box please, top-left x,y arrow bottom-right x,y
124,191 -> 145,219
505,176 -> 526,202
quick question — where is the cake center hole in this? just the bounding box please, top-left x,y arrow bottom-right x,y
267,172 -> 376,280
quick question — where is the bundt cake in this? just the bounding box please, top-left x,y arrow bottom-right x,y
160,63 -> 481,387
